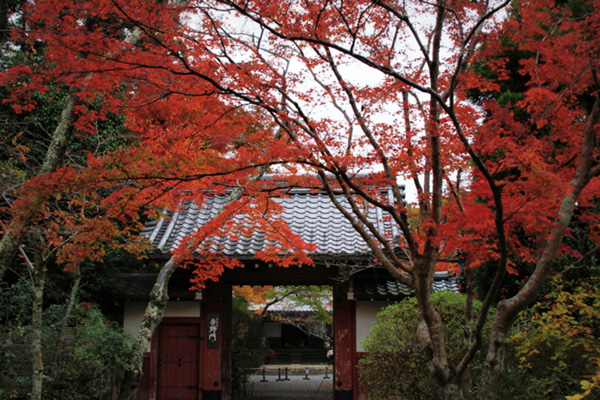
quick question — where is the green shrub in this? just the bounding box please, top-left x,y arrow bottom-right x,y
498,271 -> 600,400
358,291 -> 492,399
42,303 -> 137,400
1,283 -> 136,400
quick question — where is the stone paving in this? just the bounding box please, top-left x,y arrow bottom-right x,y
246,368 -> 334,400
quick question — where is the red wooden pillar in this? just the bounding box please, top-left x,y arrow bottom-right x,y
220,283 -> 232,400
201,280 -> 231,400
333,282 -> 356,400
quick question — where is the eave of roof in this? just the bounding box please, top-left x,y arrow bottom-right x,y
353,271 -> 459,300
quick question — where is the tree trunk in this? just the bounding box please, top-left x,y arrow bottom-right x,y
477,311 -> 512,399
30,262 -> 45,400
0,230 -> 21,282
0,23 -> 146,282
477,95 -> 600,400
414,272 -> 457,399
442,382 -> 464,399
39,87 -> 79,175
118,257 -> 178,400
0,87 -> 79,281
19,242 -> 46,400
59,268 -> 81,341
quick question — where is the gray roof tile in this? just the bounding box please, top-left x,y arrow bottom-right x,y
354,271 -> 459,299
142,190 -> 399,257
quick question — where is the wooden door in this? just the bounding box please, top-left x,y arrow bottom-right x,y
157,323 -> 200,400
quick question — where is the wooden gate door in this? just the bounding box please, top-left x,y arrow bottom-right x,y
157,322 -> 201,400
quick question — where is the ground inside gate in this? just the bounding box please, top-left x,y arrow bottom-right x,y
247,372 -> 334,400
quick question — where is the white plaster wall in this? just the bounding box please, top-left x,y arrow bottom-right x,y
355,301 -> 390,352
123,301 -> 202,350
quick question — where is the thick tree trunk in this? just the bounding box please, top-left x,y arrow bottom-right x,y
39,87 -> 79,175
416,3 -> 461,398
478,309 -> 512,399
118,257 -> 178,400
442,382 -> 464,399
414,265 -> 458,399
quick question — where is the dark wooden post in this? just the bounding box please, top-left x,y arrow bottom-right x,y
201,280 -> 231,400
333,282 -> 356,400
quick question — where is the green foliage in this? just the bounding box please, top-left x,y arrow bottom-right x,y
0,280 -> 32,327
498,267 -> 600,400
258,285 -> 332,343
231,294 -> 265,400
358,291 -> 492,399
0,281 -> 136,400
43,303 -> 137,400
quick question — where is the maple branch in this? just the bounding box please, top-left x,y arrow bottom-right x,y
219,0 -> 436,98
428,0 -> 444,228
442,114 -> 511,382
95,161 -> 287,185
259,288 -> 300,317
318,171 -> 413,283
266,87 -> 351,171
59,268 -> 81,342
371,0 -> 433,69
401,91 -> 425,200
299,46 -> 355,156
515,65 -> 593,143
0,81 -> 80,282
443,173 -> 464,212
18,245 -> 35,275
308,47 -> 417,252
476,93 -> 600,394
569,244 -> 600,268
319,46 -> 397,184
338,174 -> 416,257
590,164 -> 600,179
501,194 -> 542,225
184,105 -> 248,149
445,0 -> 511,103
41,233 -> 78,263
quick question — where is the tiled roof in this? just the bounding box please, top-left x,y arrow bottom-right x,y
354,271 -> 459,299
142,189 -> 401,258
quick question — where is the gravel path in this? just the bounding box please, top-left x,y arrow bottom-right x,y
247,372 -> 334,400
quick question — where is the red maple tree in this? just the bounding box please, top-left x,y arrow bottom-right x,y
1,0 -> 598,399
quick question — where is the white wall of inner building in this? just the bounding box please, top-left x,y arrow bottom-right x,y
355,301 -> 390,352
